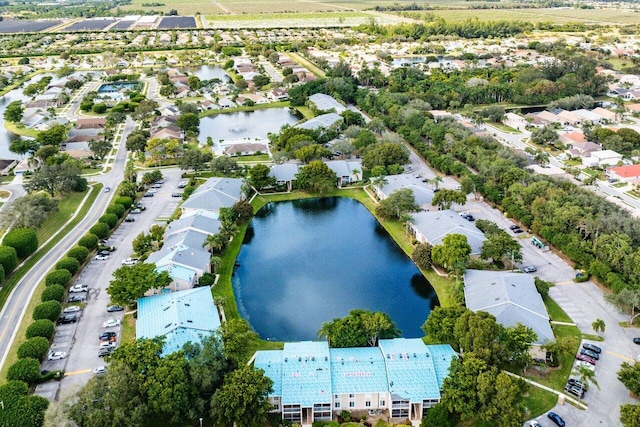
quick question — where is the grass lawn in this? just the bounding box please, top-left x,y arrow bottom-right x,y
488,121 -> 520,134
4,121 -> 39,138
35,191 -> 88,245
199,101 -> 290,118
294,106 -> 315,120
523,386 -> 558,419
563,159 -> 582,167
235,154 -> 270,162
121,313 -> 136,344
544,295 -> 573,323
286,52 -> 327,78
0,184 -> 101,385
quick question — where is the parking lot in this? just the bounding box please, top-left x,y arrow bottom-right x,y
36,168 -> 185,400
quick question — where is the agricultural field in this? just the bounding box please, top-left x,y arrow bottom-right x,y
116,0 -> 223,16
218,1 -> 346,14
205,11 -> 392,28
63,18 -> 115,31
425,7 -> 640,25
0,20 -> 61,33
158,16 -> 197,29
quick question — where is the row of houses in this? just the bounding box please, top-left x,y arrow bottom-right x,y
270,160 -> 362,191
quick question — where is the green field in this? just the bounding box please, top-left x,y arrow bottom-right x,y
117,0 -> 223,16
426,8 -> 640,25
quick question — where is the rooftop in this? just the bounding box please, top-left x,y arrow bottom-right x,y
411,210 -> 486,255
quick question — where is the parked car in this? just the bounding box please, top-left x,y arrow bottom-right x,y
121,258 -> 139,266
567,378 -> 586,389
130,208 -> 142,214
171,192 -> 183,198
100,335 -> 117,344
103,318 -> 121,328
564,384 -> 585,399
634,337 -> 640,345
510,225 -> 524,233
93,366 -> 107,375
529,422 -> 542,427
48,351 -> 68,361
99,341 -> 116,349
67,295 -> 85,303
151,183 -> 162,188
583,343 -> 602,354
69,283 -> 88,293
107,305 -> 124,312
104,187 -> 110,193
143,192 -> 154,197
62,306 -> 81,314
99,331 -> 116,341
522,266 -> 537,273
57,314 -> 77,324
98,347 -> 114,357
155,180 -> 165,185
95,254 -> 109,261
547,412 -> 566,427
99,239 -> 109,246
580,348 -> 600,360
177,181 -> 188,189
124,216 -> 135,222
575,353 -> 596,365
98,250 -> 111,256
576,360 -> 596,371
513,227 -> 524,234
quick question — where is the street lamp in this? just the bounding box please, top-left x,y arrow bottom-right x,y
199,418 -> 203,427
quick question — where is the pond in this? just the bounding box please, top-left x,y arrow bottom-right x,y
232,197 -> 438,342
182,65 -> 230,82
198,107 -> 300,144
97,81 -> 141,93
0,87 -> 30,159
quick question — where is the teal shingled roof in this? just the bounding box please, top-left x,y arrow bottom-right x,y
378,338 -> 452,401
136,287 -> 220,355
330,347 -> 388,394
281,341 -> 332,407
427,344 -> 458,389
254,350 -> 283,397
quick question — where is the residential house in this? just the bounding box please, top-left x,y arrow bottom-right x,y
136,287 -> 221,356
269,88 -> 289,102
325,160 -> 362,187
428,110 -> 453,122
372,174 -> 435,209
409,210 -> 487,256
76,117 -> 106,130
592,107 -> 618,123
503,112 -> 527,131
150,126 -> 182,142
464,269 -> 554,350
607,164 -> 640,182
572,109 -> 602,125
308,93 -> 347,114
254,339 -> 457,425
145,244 -> 211,292
559,130 -> 587,147
180,177 -> 245,217
270,163 -> 300,191
556,110 -> 582,126
565,140 -> 601,159
534,110 -> 561,125
224,142 -> 269,157
582,149 -> 622,167
296,113 -> 343,131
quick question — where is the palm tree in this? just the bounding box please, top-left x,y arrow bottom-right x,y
317,321 -> 335,347
210,256 -> 222,274
573,364 -> 599,393
592,318 -> 605,336
400,213 -> 413,237
429,176 -> 443,190
220,222 -> 240,243
203,233 -> 225,254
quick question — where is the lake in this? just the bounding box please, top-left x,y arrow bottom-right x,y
198,107 -> 299,144
182,65 -> 230,82
0,88 -> 29,159
232,197 -> 438,342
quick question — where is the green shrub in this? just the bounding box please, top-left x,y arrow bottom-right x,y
41,284 -> 65,303
89,222 -> 110,239
11,395 -> 49,426
0,245 -> 18,273
7,358 -> 41,385
0,264 -> 4,283
17,337 -> 50,361
0,380 -> 29,407
106,203 -> 125,218
55,257 -> 80,275
78,233 -> 99,249
32,301 -> 62,322
114,196 -> 133,209
99,213 -> 119,229
25,320 -> 55,340
66,246 -> 89,263
198,273 -> 215,287
3,228 -> 38,258
45,269 -> 72,287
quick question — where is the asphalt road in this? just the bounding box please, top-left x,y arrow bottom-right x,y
41,168 -> 185,400
0,117 -> 133,375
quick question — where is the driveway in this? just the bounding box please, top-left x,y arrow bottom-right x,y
40,168 -> 185,400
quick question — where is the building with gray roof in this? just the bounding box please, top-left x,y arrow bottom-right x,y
463,269 -> 554,345
325,160 -> 362,187
373,174 -> 435,208
296,113 -> 343,131
146,244 -> 211,293
164,210 -> 221,238
270,163 -> 301,191
254,339 -> 457,425
409,210 -> 486,255
308,93 -> 347,114
180,177 -> 244,217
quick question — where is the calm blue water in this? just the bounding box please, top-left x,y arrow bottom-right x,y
198,107 -> 299,143
232,197 -> 438,342
98,82 -> 139,93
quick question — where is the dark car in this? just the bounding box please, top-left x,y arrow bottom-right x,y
143,192 -> 154,197
461,213 -> 475,221
583,343 -> 602,354
99,331 -> 116,341
634,337 -> 640,345
98,347 -> 114,357
580,348 -> 599,360
547,412 -> 566,427
575,353 -> 596,365
171,192 -> 183,198
107,305 -> 124,312
67,295 -> 85,303
124,217 -> 135,222
57,314 -> 77,324
513,228 -> 524,234
567,378 -> 586,389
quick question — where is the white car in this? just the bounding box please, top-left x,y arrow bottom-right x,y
103,318 -> 121,328
62,306 -> 82,314
121,258 -> 139,266
575,361 -> 596,372
93,366 -> 107,375
69,284 -> 88,293
95,254 -> 109,261
48,351 -> 68,361
99,341 -> 117,349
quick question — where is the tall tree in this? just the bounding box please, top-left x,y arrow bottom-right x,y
375,188 -> 419,220
431,234 -> 471,272
219,319 -> 258,368
3,100 -> 23,122
106,263 -> 172,307
295,160 -> 337,195
0,194 -> 58,230
89,138 -> 113,160
180,149 -> 211,175
431,189 -> 467,210
210,365 -> 273,427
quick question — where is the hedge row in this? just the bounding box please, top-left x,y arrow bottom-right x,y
2,228 -> 38,258
0,245 -> 18,274
45,269 -> 72,287
66,246 -> 89,263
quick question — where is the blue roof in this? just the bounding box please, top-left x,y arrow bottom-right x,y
136,287 -> 220,355
156,263 -> 196,283
255,350 -> 283,397
330,347 -> 388,394
378,338 -> 450,401
281,341 -> 332,406
426,344 -> 458,389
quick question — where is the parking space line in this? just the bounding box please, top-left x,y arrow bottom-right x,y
556,281 -> 574,285
64,368 -> 92,376
607,351 -> 635,363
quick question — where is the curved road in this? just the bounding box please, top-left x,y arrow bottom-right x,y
0,116 -> 134,372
